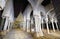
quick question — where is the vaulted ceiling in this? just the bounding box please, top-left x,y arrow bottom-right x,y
13,0 -> 29,17
13,0 -> 51,18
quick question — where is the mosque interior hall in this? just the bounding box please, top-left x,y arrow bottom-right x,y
0,0 -> 60,39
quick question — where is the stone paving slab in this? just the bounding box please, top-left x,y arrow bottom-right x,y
3,29 -> 33,39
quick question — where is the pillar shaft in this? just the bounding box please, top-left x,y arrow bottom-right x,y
55,19 -> 59,30
55,22 -> 59,30
26,19 -> 30,32
33,10 -> 43,37
23,17 -> 26,31
51,18 -> 55,32
23,5 -> 32,32
2,0 -> 14,31
28,0 -> 44,37
46,15 -> 50,34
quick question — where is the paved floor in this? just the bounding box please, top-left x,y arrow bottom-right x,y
2,29 -> 33,39
0,29 -> 60,39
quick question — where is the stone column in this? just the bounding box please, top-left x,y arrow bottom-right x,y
33,10 -> 43,37
30,17 -> 34,32
51,18 -> 55,32
2,0 -> 14,31
7,21 -> 11,31
23,5 -> 32,32
34,15 -> 40,37
28,0 -> 44,37
23,16 -> 26,31
55,19 -> 59,30
45,15 -> 50,34
26,18 -> 30,32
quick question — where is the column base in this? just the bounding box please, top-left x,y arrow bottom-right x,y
36,32 -> 44,37
27,29 -> 30,32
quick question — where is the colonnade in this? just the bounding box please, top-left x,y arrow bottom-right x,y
23,0 -> 59,37
0,0 -> 59,37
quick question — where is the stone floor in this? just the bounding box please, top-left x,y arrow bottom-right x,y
0,29 -> 60,39
1,29 -> 33,39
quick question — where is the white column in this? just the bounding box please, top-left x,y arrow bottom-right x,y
2,0 -> 14,31
55,19 -> 59,31
23,5 -> 32,32
7,21 -> 10,31
33,10 -> 43,37
26,18 -> 30,32
38,16 -> 43,36
30,17 -> 34,32
23,16 -> 26,31
45,15 -> 50,34
51,18 -> 55,32
55,22 -> 59,31
28,0 -> 44,37
34,15 -> 40,37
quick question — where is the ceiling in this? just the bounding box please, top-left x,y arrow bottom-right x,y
13,0 -> 51,18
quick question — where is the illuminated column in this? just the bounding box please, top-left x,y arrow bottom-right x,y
46,8 -> 54,33
28,0 -> 44,37
26,18 -> 30,32
50,14 -> 56,32
38,15 -> 43,36
51,17 -> 55,32
54,19 -> 59,30
2,0 -> 14,30
23,16 -> 26,31
45,15 -> 50,34
23,5 -> 32,32
8,21 -> 10,31
33,6 -> 44,37
30,17 -> 34,32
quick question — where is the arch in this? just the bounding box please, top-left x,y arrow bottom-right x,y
23,4 -> 32,32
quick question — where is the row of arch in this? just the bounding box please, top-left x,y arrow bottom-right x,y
0,0 -> 59,37
22,0 -> 59,37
